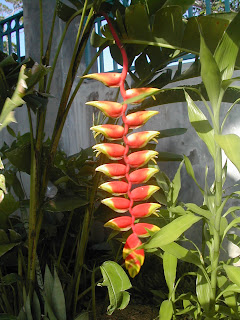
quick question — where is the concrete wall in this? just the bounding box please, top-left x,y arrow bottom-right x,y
2,0 -> 240,256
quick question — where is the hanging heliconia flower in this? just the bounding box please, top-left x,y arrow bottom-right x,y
84,13 -> 161,278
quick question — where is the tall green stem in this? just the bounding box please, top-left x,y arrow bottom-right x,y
210,97 -> 223,310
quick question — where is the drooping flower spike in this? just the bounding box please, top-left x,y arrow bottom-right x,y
86,12 -> 161,278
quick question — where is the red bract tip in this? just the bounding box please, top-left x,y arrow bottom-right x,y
83,72 -> 121,87
129,168 -> 159,184
101,197 -> 130,213
93,143 -> 125,160
126,131 -> 159,148
126,111 -> 159,129
86,101 -> 123,118
125,88 -> 158,104
90,124 -> 124,140
134,223 -> 160,237
127,150 -> 158,168
130,185 -> 159,201
99,181 -> 128,195
131,203 -> 161,218
96,163 -> 127,179
104,216 -> 132,231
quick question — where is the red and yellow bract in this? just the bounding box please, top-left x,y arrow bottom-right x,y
85,13 -> 161,278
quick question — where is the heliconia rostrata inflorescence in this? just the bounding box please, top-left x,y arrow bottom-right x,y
84,13 -> 161,278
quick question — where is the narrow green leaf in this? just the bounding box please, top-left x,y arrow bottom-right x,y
199,31 -> 221,110
184,155 -> 203,193
186,203 -> 211,219
6,125 -> 16,137
168,160 -> 184,205
32,291 -> 41,320
217,275 -> 238,312
163,252 -> 177,296
223,264 -> 240,287
227,233 -> 240,247
214,11 -> 240,81
52,268 -> 66,320
44,265 -> 54,311
25,295 -> 33,320
196,269 -> 212,312
145,214 -> 201,249
215,134 -> 240,173
163,0 -> 195,12
185,91 -> 215,158
158,152 -> 183,162
100,261 -> 131,315
222,217 -> 240,240
159,300 -> 173,320
160,242 -> 201,267
44,196 -> 88,212
158,128 -> 187,139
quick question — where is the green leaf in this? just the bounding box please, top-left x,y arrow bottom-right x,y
44,265 -> 54,311
215,134 -> 240,173
217,275 -> 238,313
74,312 -> 89,320
52,268 -> 66,320
199,31 -> 222,110
159,300 -> 173,320
125,3 -> 152,41
0,273 -> 21,285
160,242 -> 201,267
222,217 -> 240,241
168,161 -> 183,205
223,264 -> 240,287
163,252 -> 177,296
0,174 -> 7,194
25,295 -> 33,320
0,315 -> 17,319
44,196 -> 88,212
0,194 -> 19,229
100,261 -> 132,315
163,0 -> 195,12
153,6 -> 184,47
0,229 -> 20,257
7,125 -> 16,138
184,155 -> 203,193
157,152 -> 183,162
227,233 -> 240,247
158,128 -> 187,139
0,66 -> 27,131
32,291 -> 41,320
90,29 -> 109,48
196,268 -> 212,312
5,142 -> 31,174
185,91 -> 215,158
56,0 -> 76,22
214,11 -> 240,81
145,214 -> 201,249
186,203 -> 211,220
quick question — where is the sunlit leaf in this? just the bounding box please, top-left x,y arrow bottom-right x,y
185,91 -> 215,158
215,134 -> 240,173
100,261 -> 131,315
159,300 -> 173,320
145,214 -> 201,249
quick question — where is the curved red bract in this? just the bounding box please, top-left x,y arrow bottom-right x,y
86,13 -> 161,278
